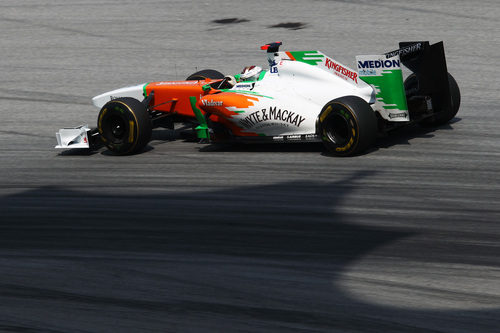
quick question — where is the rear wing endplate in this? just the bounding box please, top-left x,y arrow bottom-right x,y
386,41 -> 451,117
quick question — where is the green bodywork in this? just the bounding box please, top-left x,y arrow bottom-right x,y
189,96 -> 209,140
360,70 -> 408,111
288,51 -> 325,66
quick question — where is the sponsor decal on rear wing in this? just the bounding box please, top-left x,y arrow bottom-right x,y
385,42 -> 424,59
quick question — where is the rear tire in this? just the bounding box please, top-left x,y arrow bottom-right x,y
319,96 -> 378,156
186,69 -> 224,81
97,97 -> 152,155
405,72 -> 460,126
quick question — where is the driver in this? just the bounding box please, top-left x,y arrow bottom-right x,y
239,65 -> 263,81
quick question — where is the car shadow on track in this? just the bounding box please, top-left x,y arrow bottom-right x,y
375,117 -> 462,150
0,165 -> 498,332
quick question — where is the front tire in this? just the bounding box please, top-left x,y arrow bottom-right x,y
319,96 -> 378,156
97,97 -> 152,155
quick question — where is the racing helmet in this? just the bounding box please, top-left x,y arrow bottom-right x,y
240,65 -> 262,81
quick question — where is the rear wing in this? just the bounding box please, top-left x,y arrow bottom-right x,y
389,41 -> 451,117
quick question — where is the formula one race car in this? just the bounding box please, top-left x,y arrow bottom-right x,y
55,41 -> 460,156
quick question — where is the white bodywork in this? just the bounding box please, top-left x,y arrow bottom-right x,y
274,51 -> 375,105
199,51 -> 376,137
91,84 -> 145,109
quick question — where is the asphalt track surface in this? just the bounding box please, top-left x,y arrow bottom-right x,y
1,1 -> 500,332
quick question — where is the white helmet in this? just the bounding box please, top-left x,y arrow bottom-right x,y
240,65 -> 262,81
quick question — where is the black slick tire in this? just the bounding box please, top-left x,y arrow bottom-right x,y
186,69 -> 225,81
97,97 -> 152,155
319,96 -> 378,156
405,72 -> 461,127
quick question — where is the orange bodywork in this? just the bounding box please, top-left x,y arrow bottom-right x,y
196,91 -> 261,136
144,80 -> 211,117
144,79 -> 260,137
